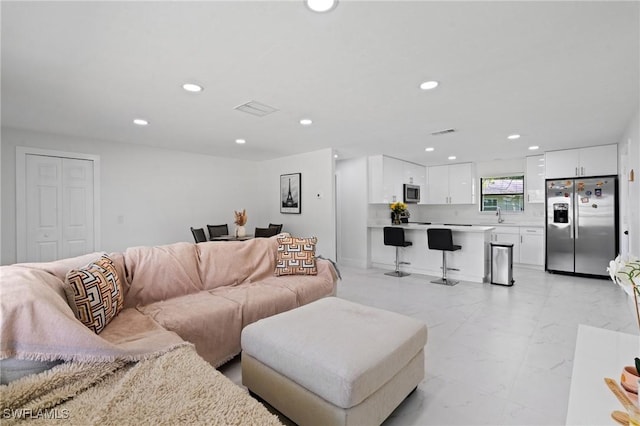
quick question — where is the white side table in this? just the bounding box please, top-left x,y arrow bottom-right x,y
566,325 -> 639,425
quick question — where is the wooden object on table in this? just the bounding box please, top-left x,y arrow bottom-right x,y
605,377 -> 635,411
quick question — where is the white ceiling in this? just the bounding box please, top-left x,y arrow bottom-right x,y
2,1 -> 639,165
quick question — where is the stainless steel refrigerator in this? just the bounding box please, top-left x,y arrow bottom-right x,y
546,177 -> 618,277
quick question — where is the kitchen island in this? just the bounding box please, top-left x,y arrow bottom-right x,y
369,224 -> 495,283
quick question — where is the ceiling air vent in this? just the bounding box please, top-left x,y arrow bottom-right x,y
430,128 -> 456,136
234,100 -> 279,117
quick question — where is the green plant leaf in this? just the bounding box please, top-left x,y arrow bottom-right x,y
635,357 -> 640,375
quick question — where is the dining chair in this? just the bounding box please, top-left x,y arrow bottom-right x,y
190,227 -> 208,243
207,224 -> 229,238
268,223 -> 283,234
255,227 -> 278,238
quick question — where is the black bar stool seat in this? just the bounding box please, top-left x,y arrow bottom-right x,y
383,227 -> 412,277
427,228 -> 461,285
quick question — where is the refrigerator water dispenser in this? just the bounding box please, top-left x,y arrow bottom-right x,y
553,203 -> 569,223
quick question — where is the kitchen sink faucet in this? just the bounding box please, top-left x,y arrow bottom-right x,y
496,206 -> 504,223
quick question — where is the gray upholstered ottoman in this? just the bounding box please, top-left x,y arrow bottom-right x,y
241,297 -> 427,426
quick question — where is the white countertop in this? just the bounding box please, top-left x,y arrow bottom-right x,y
475,221 -> 544,228
369,221 -> 543,229
368,223 -> 495,233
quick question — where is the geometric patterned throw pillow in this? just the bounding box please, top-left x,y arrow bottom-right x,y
64,254 -> 124,334
275,236 -> 318,276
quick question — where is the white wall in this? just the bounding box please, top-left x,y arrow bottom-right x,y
1,127 -> 261,264
259,148 -> 336,260
336,158 -> 368,267
619,108 -> 640,258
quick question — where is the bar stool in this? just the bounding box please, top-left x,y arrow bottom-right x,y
427,228 -> 461,285
383,227 -> 412,277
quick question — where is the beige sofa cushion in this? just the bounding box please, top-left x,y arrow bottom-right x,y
210,283 -> 297,328
197,237 -> 279,290
260,259 -> 337,305
138,292 -> 243,367
123,242 -> 203,308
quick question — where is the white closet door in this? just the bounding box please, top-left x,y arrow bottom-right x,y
25,154 -> 94,262
62,158 -> 94,258
26,155 -> 62,262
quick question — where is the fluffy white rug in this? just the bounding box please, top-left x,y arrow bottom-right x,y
0,345 -> 282,425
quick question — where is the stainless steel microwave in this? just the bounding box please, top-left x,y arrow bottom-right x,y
403,184 -> 420,203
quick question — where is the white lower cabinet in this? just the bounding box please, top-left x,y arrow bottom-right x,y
490,227 -> 520,264
519,227 -> 544,266
490,226 -> 544,266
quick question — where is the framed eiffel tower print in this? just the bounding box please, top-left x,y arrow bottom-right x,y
280,173 -> 301,214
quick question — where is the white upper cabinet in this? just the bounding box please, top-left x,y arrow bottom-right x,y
545,144 -> 617,179
525,155 -> 545,204
426,163 -> 475,205
404,162 -> 427,205
368,155 -> 426,204
578,145 -> 618,176
427,165 -> 449,204
448,163 -> 474,204
382,156 -> 404,203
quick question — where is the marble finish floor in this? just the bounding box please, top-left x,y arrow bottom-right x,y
219,265 -> 638,425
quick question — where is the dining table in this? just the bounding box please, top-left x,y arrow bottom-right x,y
209,235 -> 254,241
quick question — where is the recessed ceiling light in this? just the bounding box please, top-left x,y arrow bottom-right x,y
448,155 -> 456,160
182,83 -> 203,93
334,154 -> 339,158
507,134 -> 521,140
305,0 -> 338,13
528,146 -> 539,150
133,118 -> 148,126
300,118 -> 313,126
235,139 -> 246,144
425,147 -> 435,152
420,81 -> 439,90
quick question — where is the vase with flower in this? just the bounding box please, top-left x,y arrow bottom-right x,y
607,255 -> 640,331
234,209 -> 247,238
389,202 -> 408,225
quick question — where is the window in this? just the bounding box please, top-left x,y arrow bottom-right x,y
480,175 -> 524,212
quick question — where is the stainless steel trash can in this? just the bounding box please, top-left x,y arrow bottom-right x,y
490,242 -> 514,286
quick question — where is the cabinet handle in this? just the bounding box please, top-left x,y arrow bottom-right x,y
581,166 -> 584,176
527,194 -> 530,202
521,235 -> 523,243
575,167 -> 578,176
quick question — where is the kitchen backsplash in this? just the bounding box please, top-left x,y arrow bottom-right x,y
368,203 -> 544,225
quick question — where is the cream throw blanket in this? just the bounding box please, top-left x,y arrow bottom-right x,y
0,345 -> 283,425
